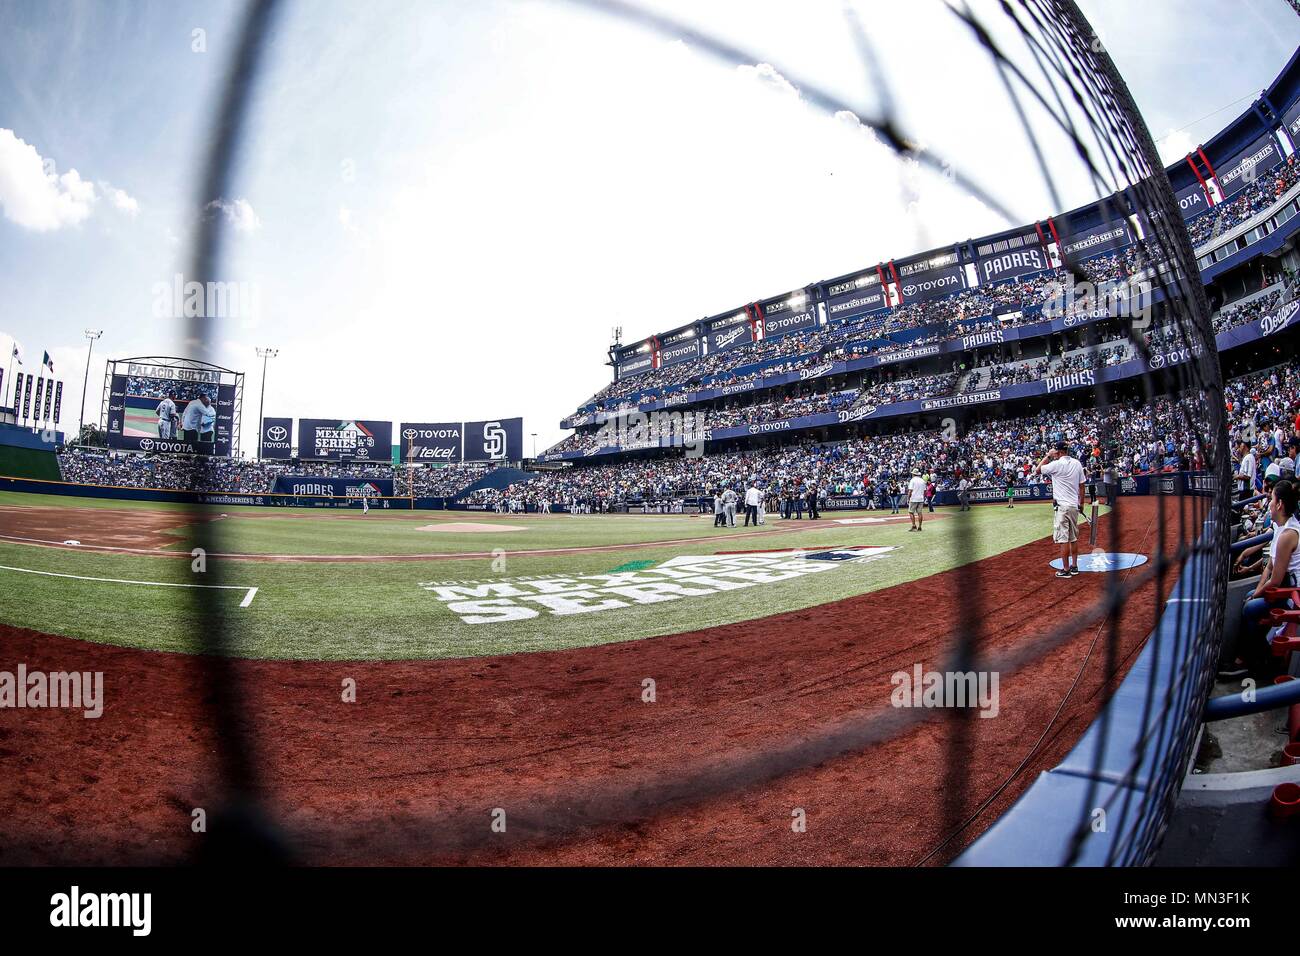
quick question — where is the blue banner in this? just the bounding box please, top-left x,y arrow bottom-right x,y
974,231 -> 1050,284
616,349 -> 655,379
760,300 -> 818,338
1215,134 -> 1282,198
894,251 -> 964,302
260,416 -> 293,459
298,418 -> 392,462
658,336 -> 701,368
824,271 -> 888,322
706,318 -> 753,354
271,476 -> 394,497
463,417 -> 524,462
400,421 -> 463,463
1058,220 -> 1133,261
1174,182 -> 1211,221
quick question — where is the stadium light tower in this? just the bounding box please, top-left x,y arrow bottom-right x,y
255,347 -> 279,459
78,329 -> 102,444
531,432 -> 537,458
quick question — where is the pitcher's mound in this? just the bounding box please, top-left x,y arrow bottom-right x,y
417,522 -> 528,533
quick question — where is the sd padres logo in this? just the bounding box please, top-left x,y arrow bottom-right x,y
483,421 -> 507,459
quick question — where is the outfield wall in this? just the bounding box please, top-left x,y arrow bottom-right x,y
0,423 -> 62,481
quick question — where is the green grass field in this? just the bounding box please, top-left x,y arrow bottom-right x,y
0,492 -> 1069,661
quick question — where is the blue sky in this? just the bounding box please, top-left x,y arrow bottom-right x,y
1,0 -> 1298,453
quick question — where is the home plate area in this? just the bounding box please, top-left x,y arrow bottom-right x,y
1049,552 -> 1149,572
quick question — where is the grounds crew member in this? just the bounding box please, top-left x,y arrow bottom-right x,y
744,481 -> 761,527
1038,441 -> 1087,578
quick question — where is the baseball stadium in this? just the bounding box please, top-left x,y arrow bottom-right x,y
3,1 -> 1300,916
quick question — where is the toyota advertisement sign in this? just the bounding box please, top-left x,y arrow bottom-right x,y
895,252 -> 964,302
1174,182 -> 1211,221
400,422 -> 463,463
260,417 -> 293,458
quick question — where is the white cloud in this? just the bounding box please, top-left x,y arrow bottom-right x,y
736,62 -> 799,98
1156,127 -> 1195,165
338,205 -> 365,241
0,129 -> 98,231
204,197 -> 262,233
102,183 -> 140,216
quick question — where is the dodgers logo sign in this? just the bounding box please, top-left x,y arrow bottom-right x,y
1260,301 -> 1299,337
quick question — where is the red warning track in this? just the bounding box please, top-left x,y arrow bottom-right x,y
0,497 -> 1179,865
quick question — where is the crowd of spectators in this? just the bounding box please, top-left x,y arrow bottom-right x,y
581,274 -> 1291,453
1186,155 -> 1300,248
577,247 -> 1157,417
469,358 -> 1300,513
51,357 -> 1298,523
573,163 -> 1300,425
55,450 -> 491,499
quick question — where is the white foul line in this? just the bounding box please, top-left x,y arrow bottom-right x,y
0,565 -> 258,607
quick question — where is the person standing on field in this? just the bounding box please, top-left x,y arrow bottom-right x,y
1038,441 -> 1087,578
722,486 -> 738,528
744,481 -> 761,527
907,468 -> 927,532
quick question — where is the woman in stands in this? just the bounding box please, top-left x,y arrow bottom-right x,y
1222,479 -> 1300,680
